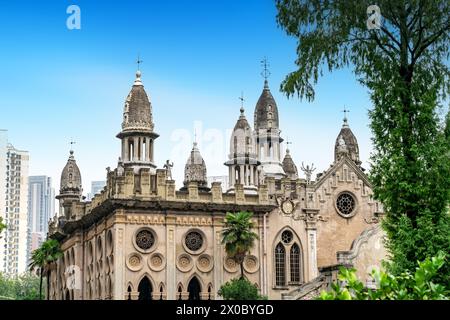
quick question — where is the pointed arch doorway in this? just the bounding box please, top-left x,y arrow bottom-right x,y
138,276 -> 153,300
187,277 -> 201,300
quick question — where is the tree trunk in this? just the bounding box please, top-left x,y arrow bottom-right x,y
47,269 -> 51,300
240,262 -> 245,279
39,268 -> 43,300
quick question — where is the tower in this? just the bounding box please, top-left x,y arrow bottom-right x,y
254,78 -> 286,180
225,106 -> 260,194
334,110 -> 361,165
116,70 -> 159,173
56,150 -> 82,220
181,142 -> 210,192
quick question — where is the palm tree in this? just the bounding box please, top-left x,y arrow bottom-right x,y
29,239 -> 62,300
222,211 -> 259,279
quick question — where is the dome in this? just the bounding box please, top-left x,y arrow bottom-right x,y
121,71 -> 154,132
183,142 -> 209,190
334,118 -> 361,164
230,107 -> 256,158
254,80 -> 279,130
282,149 -> 298,179
59,150 -> 82,195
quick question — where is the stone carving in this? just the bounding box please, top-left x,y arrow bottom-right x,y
243,255 -> 259,274
224,257 -> 238,273
184,231 -> 204,252
196,254 -> 213,273
148,253 -> 165,272
301,162 -> 316,184
126,253 -> 143,272
176,254 -> 194,272
135,229 -> 155,250
336,192 -> 356,217
164,160 -> 174,180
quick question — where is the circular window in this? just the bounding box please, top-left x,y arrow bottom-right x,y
281,230 -> 293,244
336,192 -> 356,217
185,231 -> 203,252
135,229 -> 155,250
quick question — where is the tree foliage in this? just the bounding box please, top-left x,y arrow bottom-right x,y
222,211 -> 259,279
319,252 -> 448,300
29,239 -> 62,300
0,273 -> 41,300
0,217 -> 6,239
276,0 -> 450,284
218,278 -> 266,300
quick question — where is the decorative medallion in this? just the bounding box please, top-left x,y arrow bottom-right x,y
282,200 -> 294,214
148,253 -> 166,272
126,253 -> 143,272
135,229 -> 155,250
185,231 -> 203,252
176,254 -> 194,272
336,192 -> 357,218
223,257 -> 238,273
243,255 -> 259,274
196,254 -> 213,273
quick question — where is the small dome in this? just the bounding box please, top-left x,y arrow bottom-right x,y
282,149 -> 298,179
335,119 -> 360,165
121,71 -> 154,132
254,80 -> 279,130
59,151 -> 82,195
230,108 -> 255,158
183,142 -> 209,190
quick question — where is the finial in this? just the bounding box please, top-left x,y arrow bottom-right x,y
193,129 -> 198,146
69,139 -> 76,154
342,107 -> 350,127
239,92 -> 245,115
136,54 -> 143,71
134,55 -> 144,86
261,57 -> 271,88
286,138 -> 292,154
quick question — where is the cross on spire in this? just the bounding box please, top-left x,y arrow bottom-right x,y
239,91 -> 245,113
69,138 -> 76,154
342,107 -> 350,127
261,57 -> 271,82
136,54 -> 143,71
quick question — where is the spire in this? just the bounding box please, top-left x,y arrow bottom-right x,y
134,55 -> 144,86
182,141 -> 209,191
335,108 -> 361,165
239,92 -> 245,119
282,139 -> 298,179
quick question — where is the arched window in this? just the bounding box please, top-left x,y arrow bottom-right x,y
187,277 -> 201,300
138,277 -> 153,301
177,284 -> 183,300
275,242 -> 286,287
127,285 -> 132,300
290,243 -> 301,283
159,283 -> 164,300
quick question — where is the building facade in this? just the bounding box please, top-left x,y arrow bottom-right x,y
48,70 -> 386,300
27,176 -> 55,263
0,130 -> 29,276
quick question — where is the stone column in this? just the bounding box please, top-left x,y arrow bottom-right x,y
213,216 -> 224,300
146,137 -> 151,162
240,166 -> 244,185
133,137 -> 139,161
113,221 -> 125,300
166,216 -> 176,300
305,209 -> 319,281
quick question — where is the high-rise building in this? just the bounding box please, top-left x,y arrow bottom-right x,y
0,130 -> 29,276
27,176 -> 55,262
86,180 -> 106,201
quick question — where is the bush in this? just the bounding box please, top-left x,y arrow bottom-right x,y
318,252 -> 449,300
218,278 -> 266,300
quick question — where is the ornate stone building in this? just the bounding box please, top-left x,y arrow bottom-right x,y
48,70 -> 386,300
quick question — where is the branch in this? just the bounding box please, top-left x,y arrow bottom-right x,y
412,21 -> 450,65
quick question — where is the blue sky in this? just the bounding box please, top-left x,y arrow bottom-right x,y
0,0 -> 374,193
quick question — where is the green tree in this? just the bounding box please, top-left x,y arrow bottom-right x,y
0,273 -> 41,300
218,278 -> 267,300
0,217 -> 6,239
319,252 -> 448,300
29,239 -> 62,300
222,211 -> 259,279
275,0 -> 450,283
